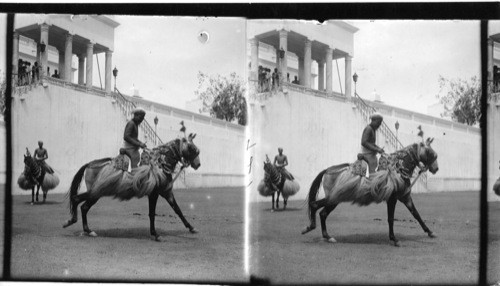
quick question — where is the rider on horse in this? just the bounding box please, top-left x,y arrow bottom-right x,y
361,113 -> 385,174
34,140 -> 54,174
123,108 -> 147,169
274,147 -> 294,180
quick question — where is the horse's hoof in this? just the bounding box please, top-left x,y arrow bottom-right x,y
428,232 -> 437,238
301,226 -> 315,235
63,219 -> 76,228
88,231 -> 98,237
392,240 -> 401,247
30,202 -> 34,205
151,235 -> 162,242
326,237 -> 337,243
189,228 -> 198,234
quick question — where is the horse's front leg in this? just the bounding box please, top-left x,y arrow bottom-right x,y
31,187 -> 35,205
387,195 -> 400,247
271,193 -> 275,212
148,191 -> 161,241
399,194 -> 436,238
160,189 -> 197,233
35,185 -> 40,202
276,190 -> 281,210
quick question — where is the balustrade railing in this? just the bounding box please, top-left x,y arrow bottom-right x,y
113,88 -> 163,146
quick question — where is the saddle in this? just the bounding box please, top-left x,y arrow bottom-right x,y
350,153 -> 368,177
111,148 -> 131,171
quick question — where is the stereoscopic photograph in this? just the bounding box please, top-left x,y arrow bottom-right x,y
0,9 -> 498,286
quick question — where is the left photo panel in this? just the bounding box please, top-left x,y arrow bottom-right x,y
4,14 -> 248,282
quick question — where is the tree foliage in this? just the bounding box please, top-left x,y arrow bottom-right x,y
0,76 -> 7,119
436,75 -> 481,126
195,72 -> 247,126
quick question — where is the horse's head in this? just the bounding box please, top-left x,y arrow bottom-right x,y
418,137 -> 439,174
24,148 -> 32,164
180,133 -> 200,170
263,155 -> 272,174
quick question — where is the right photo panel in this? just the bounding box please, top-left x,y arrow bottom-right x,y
246,19 -> 486,284
487,20 -> 500,286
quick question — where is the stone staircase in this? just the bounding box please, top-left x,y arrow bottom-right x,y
112,88 -> 163,146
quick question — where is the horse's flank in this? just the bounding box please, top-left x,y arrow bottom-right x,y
87,161 -> 170,201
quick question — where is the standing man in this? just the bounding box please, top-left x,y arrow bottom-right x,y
361,113 -> 385,174
34,140 -> 54,174
123,108 -> 147,169
274,147 -> 294,180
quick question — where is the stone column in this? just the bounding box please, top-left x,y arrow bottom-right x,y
78,55 -> 85,85
318,60 -> 325,91
105,50 -> 112,93
488,38 -> 494,81
64,33 -> 73,82
279,30 -> 288,81
86,42 -> 94,88
298,58 -> 304,86
325,47 -> 333,94
58,52 -> 64,79
304,39 -> 312,88
40,23 -> 49,77
13,32 -> 19,78
250,38 -> 259,82
345,55 -> 353,98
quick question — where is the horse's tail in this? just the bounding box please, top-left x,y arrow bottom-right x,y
305,169 -> 327,214
66,162 -> 90,217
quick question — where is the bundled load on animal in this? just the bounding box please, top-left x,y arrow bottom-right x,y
18,148 -> 59,203
258,155 -> 300,210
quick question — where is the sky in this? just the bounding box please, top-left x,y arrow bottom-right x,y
1,16 -> 481,116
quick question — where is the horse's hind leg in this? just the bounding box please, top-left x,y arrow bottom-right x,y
81,198 -> 99,236
283,196 -> 288,210
387,195 -> 400,247
302,198 -> 327,234
31,187 -> 35,205
63,193 -> 89,228
320,203 -> 338,242
399,195 -> 436,238
148,191 -> 161,241
160,190 -> 197,233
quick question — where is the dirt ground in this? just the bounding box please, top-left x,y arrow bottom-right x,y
250,191 -> 500,285
8,187 -> 246,283
2,186 -> 500,285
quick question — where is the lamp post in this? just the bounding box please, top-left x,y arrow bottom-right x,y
395,121 -> 400,143
352,72 -> 358,96
154,116 -> 159,145
112,67 -> 118,91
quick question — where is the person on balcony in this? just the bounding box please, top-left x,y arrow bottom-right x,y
51,69 -> 60,79
361,113 -> 385,174
123,108 -> 147,169
292,76 -> 299,84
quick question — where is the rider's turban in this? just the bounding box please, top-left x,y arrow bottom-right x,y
370,112 -> 383,121
132,108 -> 146,115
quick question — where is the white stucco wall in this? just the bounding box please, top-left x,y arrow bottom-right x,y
248,90 -> 481,203
11,83 -> 245,195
